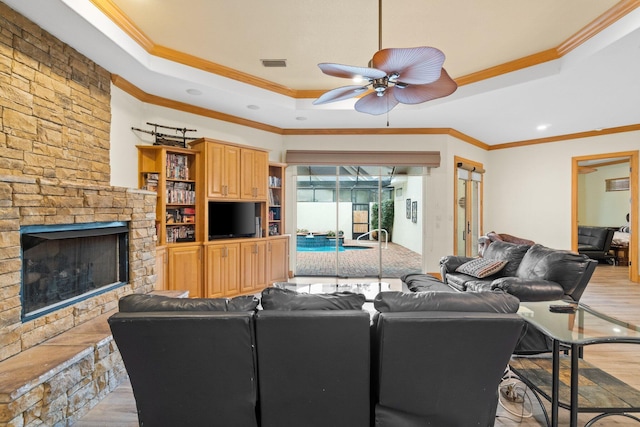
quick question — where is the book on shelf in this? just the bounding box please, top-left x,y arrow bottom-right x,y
268,188 -> 280,206
166,224 -> 195,243
166,181 -> 196,204
166,153 -> 190,180
142,172 -> 159,191
269,207 -> 280,221
268,175 -> 281,188
166,207 -> 195,224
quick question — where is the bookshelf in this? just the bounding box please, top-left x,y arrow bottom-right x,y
138,145 -> 199,245
268,163 -> 285,236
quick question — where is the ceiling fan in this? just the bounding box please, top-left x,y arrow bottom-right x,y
313,0 -> 457,115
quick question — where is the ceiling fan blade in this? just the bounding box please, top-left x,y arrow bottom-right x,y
354,88 -> 399,115
313,85 -> 368,105
393,68 -> 458,104
318,63 -> 386,80
372,47 -> 446,85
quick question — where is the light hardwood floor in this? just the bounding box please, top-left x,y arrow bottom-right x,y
75,265 -> 640,426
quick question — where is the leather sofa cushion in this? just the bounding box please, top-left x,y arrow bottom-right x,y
464,281 -> 495,292
401,273 -> 453,292
261,287 -> 366,310
109,311 -> 259,426
482,241 -> 531,277
491,277 -> 565,302
486,231 -> 535,246
444,273 -> 473,291
256,310 -> 371,426
118,293 -> 259,312
373,291 -> 520,313
516,244 -> 592,295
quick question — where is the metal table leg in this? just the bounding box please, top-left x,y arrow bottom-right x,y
552,339 -> 559,427
570,343 -> 579,426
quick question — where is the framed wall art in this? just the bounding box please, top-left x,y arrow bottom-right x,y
412,201 -> 418,223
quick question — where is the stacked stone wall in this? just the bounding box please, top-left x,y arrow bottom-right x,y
0,1 -> 111,185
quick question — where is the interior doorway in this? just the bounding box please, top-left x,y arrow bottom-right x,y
454,157 -> 484,257
572,150 -> 638,282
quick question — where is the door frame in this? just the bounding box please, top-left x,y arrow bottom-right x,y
453,156 -> 484,257
571,150 -> 638,282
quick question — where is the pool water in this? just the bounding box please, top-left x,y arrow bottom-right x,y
297,245 -> 372,252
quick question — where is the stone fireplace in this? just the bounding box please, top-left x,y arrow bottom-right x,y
0,3 -> 159,424
21,221 -> 130,322
0,175 -> 157,362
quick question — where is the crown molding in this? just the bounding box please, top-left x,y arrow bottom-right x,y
92,0 -> 640,96
113,74 -> 640,150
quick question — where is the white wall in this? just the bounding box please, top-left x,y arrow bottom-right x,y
484,132 -> 639,252
579,162 -> 630,227
109,85 -> 284,189
296,202 -> 354,238
392,175 -> 423,254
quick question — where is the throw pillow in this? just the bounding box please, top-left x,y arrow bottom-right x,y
455,258 -> 508,279
260,286 -> 366,310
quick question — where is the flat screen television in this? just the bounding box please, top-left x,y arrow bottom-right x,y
208,201 -> 257,239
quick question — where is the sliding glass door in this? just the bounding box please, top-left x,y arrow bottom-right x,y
294,165 -> 423,278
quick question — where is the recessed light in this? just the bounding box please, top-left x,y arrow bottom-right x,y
536,124 -> 550,131
247,105 -> 260,110
186,88 -> 202,96
296,116 -> 307,121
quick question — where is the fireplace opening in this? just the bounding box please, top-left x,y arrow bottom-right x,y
20,222 -> 129,322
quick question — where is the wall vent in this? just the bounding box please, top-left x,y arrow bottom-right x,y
261,59 -> 287,67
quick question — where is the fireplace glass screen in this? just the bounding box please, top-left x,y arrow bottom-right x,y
21,222 -> 129,321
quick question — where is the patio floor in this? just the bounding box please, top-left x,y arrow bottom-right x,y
294,240 -> 423,277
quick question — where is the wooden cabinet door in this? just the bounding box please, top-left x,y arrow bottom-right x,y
241,241 -> 267,293
205,243 -> 240,297
253,150 -> 268,200
206,142 -> 225,198
224,145 -> 241,199
268,237 -> 289,283
241,149 -> 268,200
155,245 -> 168,291
207,142 -> 240,198
254,240 -> 267,291
168,245 -> 202,297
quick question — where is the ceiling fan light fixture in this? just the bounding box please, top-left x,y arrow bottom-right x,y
313,1 -> 456,115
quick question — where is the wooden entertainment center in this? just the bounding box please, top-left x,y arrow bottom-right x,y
138,138 -> 288,298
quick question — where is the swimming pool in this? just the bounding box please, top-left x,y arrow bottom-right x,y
297,245 -> 372,252
296,234 -> 373,252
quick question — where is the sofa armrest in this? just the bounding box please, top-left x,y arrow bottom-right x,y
491,277 -> 565,302
439,256 -> 474,284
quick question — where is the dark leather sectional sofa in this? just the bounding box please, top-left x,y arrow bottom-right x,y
109,288 -> 524,427
432,241 -> 597,303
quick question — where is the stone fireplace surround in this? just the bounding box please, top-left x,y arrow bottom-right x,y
0,175 -> 157,424
0,3 -> 159,424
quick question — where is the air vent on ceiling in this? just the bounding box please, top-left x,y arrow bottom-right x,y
261,59 -> 287,68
